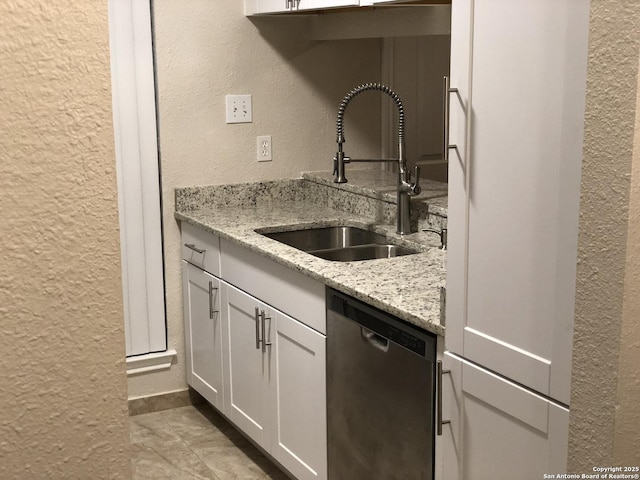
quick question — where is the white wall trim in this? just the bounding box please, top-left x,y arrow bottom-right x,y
126,349 -> 177,376
108,0 -> 166,356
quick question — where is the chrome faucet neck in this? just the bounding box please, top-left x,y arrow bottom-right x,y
333,83 -> 421,234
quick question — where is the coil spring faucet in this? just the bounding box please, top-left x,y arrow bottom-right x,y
333,83 -> 421,234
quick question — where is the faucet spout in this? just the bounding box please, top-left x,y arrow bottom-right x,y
333,83 -> 421,234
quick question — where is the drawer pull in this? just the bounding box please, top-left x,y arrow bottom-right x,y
443,76 -> 459,163
184,243 -> 205,254
255,307 -> 262,350
208,282 -> 219,319
437,360 -> 451,435
260,310 -> 272,353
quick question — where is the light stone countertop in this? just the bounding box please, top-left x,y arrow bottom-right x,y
303,169 -> 448,217
175,176 -> 447,336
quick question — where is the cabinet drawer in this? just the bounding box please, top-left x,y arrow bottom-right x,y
181,222 -> 221,277
220,238 -> 326,334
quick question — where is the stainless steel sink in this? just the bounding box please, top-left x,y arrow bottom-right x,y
309,244 -> 417,262
259,226 -> 420,262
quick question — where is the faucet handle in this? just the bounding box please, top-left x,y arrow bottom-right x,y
411,165 -> 421,195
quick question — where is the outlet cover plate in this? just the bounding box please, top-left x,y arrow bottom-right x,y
257,135 -> 272,162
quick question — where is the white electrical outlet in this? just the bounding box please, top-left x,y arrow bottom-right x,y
257,135 -> 272,162
225,95 -> 252,124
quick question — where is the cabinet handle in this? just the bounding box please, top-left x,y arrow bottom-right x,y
260,310 -> 272,353
443,76 -> 459,163
208,281 -> 219,319
437,360 -> 451,436
255,307 -> 262,349
184,243 -> 205,254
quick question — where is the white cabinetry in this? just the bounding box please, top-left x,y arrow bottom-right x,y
221,282 -> 327,480
443,0 -> 590,475
221,283 -> 272,447
181,223 -> 327,480
182,262 -> 224,410
245,0 -> 358,15
446,0 -> 590,403
439,353 -> 569,479
269,303 -> 326,480
181,223 -> 224,411
220,239 -> 327,480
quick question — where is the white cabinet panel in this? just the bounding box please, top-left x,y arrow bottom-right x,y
438,352 -> 463,480
182,262 -> 224,411
182,224 -> 327,478
445,0 -> 590,404
221,282 -> 272,451
182,222 -> 221,277
221,280 -> 327,480
440,353 -> 569,480
445,0 -> 472,357
299,0 -> 359,9
221,238 -> 325,334
271,311 -> 327,480
246,0 -> 358,15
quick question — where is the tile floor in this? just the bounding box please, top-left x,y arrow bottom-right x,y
129,403 -> 290,480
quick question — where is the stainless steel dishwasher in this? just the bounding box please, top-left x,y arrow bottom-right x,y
326,288 -> 436,480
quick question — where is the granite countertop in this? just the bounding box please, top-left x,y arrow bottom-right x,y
175,172 -> 447,336
302,169 -> 448,217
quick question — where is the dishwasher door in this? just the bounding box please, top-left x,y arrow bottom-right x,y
326,288 -> 436,480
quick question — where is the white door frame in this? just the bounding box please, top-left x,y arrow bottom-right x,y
108,0 -> 166,357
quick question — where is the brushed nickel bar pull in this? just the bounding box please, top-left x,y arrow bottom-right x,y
255,307 -> 261,350
443,76 -> 459,163
184,243 -> 205,254
261,311 -> 272,353
437,360 -> 451,436
208,282 -> 219,319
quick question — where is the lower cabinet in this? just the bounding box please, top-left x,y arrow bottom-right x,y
221,281 -> 327,480
182,261 -> 224,411
438,352 -> 569,480
181,225 -> 328,480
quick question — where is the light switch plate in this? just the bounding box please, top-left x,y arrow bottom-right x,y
225,95 -> 252,124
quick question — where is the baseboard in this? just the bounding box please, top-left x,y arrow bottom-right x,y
128,388 -> 205,416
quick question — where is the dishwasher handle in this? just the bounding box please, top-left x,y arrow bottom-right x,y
361,327 -> 389,352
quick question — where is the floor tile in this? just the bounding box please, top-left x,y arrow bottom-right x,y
130,403 -> 291,480
189,444 -> 275,480
130,438 -> 218,480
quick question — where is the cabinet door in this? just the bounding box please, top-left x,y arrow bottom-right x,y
437,352 -> 463,480
247,0 -> 358,14
297,0 -> 359,10
251,0 -> 290,14
270,311 -> 327,480
446,0 -> 590,404
182,262 -> 224,411
221,282 -> 272,451
441,353 -> 569,480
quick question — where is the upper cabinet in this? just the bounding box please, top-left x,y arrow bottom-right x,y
245,0 -> 446,15
445,0 -> 590,406
246,0 -> 358,15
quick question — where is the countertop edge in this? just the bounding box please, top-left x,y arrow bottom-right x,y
175,211 -> 446,337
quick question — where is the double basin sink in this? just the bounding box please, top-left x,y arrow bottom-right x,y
258,225 -> 421,262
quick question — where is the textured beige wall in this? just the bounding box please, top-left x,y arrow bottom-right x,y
569,0 -> 640,469
128,0 -> 382,398
0,1 -> 131,478
613,51 -> 640,464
